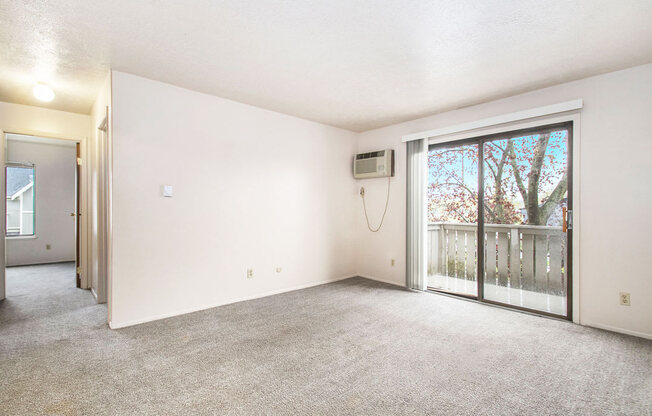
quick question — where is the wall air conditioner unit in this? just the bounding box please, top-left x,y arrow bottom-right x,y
353,149 -> 394,179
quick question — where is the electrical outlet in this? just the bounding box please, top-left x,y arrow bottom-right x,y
391,259 -> 395,267
247,268 -> 254,279
46,244 -> 51,250
275,267 -> 282,273
619,292 -> 631,306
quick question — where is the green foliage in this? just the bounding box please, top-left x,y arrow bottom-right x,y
447,259 -> 475,279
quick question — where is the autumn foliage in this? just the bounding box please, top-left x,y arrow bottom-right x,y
428,130 -> 568,226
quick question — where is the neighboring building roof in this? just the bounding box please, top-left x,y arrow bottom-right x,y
6,167 -> 33,198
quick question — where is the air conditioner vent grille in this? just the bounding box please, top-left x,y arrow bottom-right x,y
356,150 -> 385,160
355,159 -> 378,174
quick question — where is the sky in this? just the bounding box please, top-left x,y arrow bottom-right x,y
428,129 -> 568,224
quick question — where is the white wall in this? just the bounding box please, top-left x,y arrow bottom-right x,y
356,64 -> 652,339
6,138 -> 77,266
0,101 -> 91,286
0,101 -> 90,140
109,71 -> 358,328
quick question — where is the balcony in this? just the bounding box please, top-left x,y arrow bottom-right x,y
427,222 -> 568,315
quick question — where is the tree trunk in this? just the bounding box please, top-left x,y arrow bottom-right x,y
527,133 -> 550,225
492,144 -> 510,223
538,172 -> 568,224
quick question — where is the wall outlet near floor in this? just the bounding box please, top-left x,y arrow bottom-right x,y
247,268 -> 254,279
275,267 -> 282,273
391,259 -> 395,267
619,292 -> 631,306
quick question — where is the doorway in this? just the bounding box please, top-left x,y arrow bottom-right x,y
427,122 -> 573,319
3,133 -> 81,293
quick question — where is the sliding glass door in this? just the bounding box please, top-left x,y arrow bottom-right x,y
427,122 -> 572,319
427,143 -> 478,297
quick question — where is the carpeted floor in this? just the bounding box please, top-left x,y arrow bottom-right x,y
1,263 -> 650,415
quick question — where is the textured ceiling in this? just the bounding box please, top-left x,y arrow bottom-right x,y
1,1 -> 652,132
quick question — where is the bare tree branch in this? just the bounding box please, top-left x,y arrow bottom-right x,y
507,141 -> 528,206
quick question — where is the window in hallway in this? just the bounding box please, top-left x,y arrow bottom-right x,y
6,164 -> 35,236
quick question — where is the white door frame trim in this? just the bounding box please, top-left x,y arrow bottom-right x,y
93,108 -> 112,305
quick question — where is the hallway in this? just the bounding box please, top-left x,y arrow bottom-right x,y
0,263 -> 106,352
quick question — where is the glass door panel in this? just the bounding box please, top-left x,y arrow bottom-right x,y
482,128 -> 570,315
427,143 -> 478,297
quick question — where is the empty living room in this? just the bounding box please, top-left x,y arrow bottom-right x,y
1,1 -> 651,415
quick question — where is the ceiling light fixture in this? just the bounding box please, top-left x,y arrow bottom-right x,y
33,83 -> 55,102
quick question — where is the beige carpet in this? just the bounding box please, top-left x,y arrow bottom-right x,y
1,263 -> 650,415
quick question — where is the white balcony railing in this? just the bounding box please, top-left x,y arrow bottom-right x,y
428,222 -> 567,296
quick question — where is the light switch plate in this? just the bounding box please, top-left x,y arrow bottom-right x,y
162,185 -> 173,197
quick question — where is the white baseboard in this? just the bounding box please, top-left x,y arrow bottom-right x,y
357,274 -> 405,288
109,274 -> 358,329
6,259 -> 76,267
358,275 -> 650,340
107,273 -> 650,341
582,321 -> 652,340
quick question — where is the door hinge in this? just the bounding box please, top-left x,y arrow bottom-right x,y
566,209 -> 573,230
77,157 -> 82,166
76,267 -> 81,274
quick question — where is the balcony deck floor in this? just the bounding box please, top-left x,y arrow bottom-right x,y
428,274 -> 567,316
